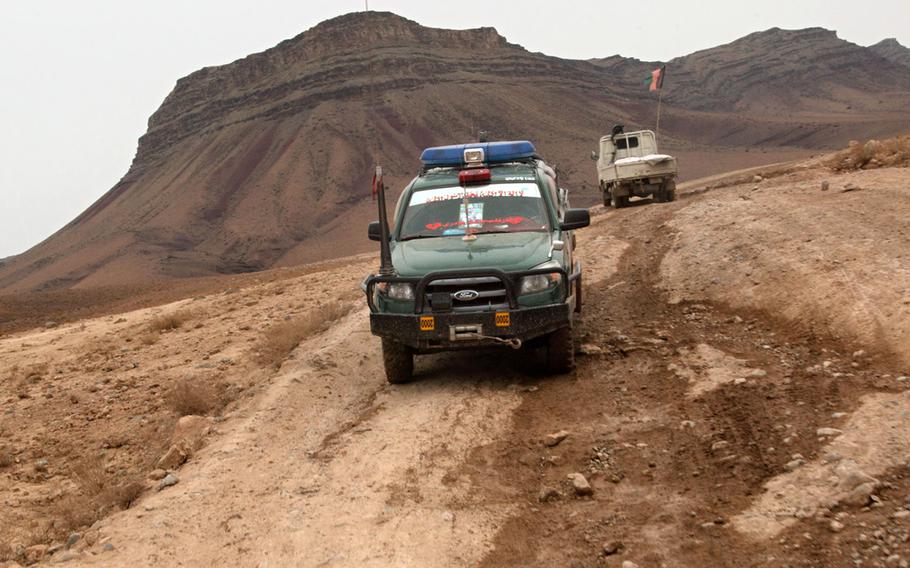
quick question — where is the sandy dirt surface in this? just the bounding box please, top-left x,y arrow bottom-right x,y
2,157 -> 910,567
0,256 -> 373,561
662,165 -> 910,366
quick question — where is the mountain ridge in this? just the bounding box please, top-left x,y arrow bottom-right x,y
594,26 -> 910,112
870,37 -> 910,67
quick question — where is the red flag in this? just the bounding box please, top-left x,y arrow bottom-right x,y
372,165 -> 385,201
649,65 -> 666,92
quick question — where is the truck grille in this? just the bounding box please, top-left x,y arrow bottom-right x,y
425,276 -> 509,313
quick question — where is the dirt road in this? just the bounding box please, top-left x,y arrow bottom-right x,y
2,159 -> 910,567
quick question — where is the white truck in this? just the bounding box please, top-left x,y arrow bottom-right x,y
592,128 -> 678,208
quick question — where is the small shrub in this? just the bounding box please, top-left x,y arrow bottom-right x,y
109,480 -> 144,509
168,377 -> 219,416
6,362 -> 47,398
147,309 -> 195,332
52,457 -> 145,536
0,542 -> 13,563
85,338 -> 116,359
140,331 -> 160,346
827,135 -> 910,171
71,456 -> 107,495
255,302 -> 351,369
0,447 -> 13,469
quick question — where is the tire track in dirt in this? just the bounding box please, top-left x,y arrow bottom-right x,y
475,196 -> 910,567
76,311 -> 541,566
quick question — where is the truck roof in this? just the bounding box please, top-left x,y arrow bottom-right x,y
412,163 -> 539,191
600,129 -> 656,143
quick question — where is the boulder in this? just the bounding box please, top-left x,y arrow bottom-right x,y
841,482 -> 876,507
157,473 -> 179,491
544,430 -> 570,447
156,445 -> 187,470
25,544 -> 48,564
567,472 -> 593,496
170,415 -> 213,451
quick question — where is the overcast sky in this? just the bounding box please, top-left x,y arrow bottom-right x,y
1,0 -> 907,258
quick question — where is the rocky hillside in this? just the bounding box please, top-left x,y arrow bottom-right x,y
2,13 -> 909,293
595,28 -> 910,113
870,38 -> 910,68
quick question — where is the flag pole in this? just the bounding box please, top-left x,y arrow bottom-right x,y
655,86 -> 663,144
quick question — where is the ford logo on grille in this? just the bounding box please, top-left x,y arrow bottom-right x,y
453,289 -> 479,301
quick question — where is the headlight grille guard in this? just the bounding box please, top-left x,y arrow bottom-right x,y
362,265 -> 580,314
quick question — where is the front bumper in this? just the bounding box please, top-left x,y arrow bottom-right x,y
363,267 -> 579,352
370,303 -> 572,351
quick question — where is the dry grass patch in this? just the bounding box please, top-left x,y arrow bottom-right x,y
84,337 -> 116,359
48,456 -> 145,541
168,377 -> 221,416
256,301 -> 351,369
140,331 -> 160,345
828,135 -> 910,171
5,362 -> 48,398
0,447 -> 13,469
147,309 -> 196,332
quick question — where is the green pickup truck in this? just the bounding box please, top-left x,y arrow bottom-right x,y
363,141 -> 590,384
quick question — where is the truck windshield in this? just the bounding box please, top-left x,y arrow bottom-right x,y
398,182 -> 549,240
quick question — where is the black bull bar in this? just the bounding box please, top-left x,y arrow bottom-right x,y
362,267 -> 581,351
362,267 -> 578,313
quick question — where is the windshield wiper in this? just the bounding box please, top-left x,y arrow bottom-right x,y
474,228 -> 546,236
399,234 -> 442,241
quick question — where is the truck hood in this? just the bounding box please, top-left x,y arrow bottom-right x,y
391,232 -> 553,277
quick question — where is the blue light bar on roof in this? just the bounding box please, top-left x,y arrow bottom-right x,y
420,140 -> 537,167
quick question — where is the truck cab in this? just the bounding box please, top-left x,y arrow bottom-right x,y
363,141 -> 590,384
598,130 -> 659,165
593,129 -> 678,208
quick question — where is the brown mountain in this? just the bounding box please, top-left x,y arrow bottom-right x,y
870,38 -> 910,68
597,28 -> 910,113
2,13 -> 910,293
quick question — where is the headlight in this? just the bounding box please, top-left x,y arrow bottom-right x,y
519,261 -> 562,295
382,282 -> 415,300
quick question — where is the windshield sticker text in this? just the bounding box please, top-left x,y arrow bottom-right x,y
409,183 -> 541,206
425,216 -> 529,230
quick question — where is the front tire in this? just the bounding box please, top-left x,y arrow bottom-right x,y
574,275 -> 583,314
382,338 -> 413,384
611,194 -> 629,209
546,326 -> 575,374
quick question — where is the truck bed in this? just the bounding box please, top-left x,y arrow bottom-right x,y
599,154 -> 678,183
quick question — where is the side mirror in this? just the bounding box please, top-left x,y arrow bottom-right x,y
368,221 -> 382,242
560,208 -> 590,231
590,150 -> 598,161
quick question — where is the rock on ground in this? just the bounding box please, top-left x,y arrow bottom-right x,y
171,415 -> 213,450
545,430 -> 570,447
156,445 -> 188,470
567,472 -> 593,496
157,473 -> 179,491
538,487 -> 561,502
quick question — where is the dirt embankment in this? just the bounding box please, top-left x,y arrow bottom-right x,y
1,149 -> 909,567
0,258 -> 370,561
662,161 -> 910,366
